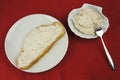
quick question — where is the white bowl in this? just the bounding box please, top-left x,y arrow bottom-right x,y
68,3 -> 109,39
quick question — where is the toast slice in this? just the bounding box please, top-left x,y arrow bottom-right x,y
17,22 -> 65,70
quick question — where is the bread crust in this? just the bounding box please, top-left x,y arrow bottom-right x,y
17,22 -> 65,70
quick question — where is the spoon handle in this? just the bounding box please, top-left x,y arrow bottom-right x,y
100,36 -> 115,70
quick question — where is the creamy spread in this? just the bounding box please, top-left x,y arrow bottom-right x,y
72,7 -> 103,35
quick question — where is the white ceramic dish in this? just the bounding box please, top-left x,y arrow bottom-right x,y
4,14 -> 68,73
68,3 -> 109,39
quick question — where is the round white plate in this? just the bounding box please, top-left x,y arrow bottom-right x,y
68,3 -> 109,39
4,14 -> 68,73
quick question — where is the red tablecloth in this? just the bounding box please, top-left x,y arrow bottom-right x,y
0,0 -> 120,80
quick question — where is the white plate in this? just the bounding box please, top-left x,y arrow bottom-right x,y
4,14 -> 68,73
68,3 -> 109,39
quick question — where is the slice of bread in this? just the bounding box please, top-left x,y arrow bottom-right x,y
17,22 -> 65,70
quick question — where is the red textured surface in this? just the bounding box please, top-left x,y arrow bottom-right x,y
0,0 -> 120,80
